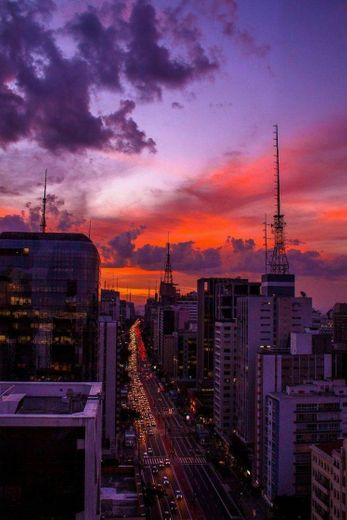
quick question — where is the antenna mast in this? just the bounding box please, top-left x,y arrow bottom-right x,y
269,125 -> 289,274
163,233 -> 173,284
263,214 -> 268,273
40,169 -> 47,233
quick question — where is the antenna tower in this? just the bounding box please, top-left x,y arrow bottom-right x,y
263,214 -> 268,273
163,233 -> 173,284
269,125 -> 289,274
40,169 -> 47,233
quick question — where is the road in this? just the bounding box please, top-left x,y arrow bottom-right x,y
129,320 -> 244,520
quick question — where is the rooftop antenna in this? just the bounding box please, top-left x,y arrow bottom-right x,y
163,232 -> 173,284
88,219 -> 92,239
263,214 -> 269,273
269,125 -> 289,274
40,169 -> 47,233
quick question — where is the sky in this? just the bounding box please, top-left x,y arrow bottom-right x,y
0,0 -> 346,312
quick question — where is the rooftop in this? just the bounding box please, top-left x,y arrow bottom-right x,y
314,441 -> 344,456
0,232 -> 92,242
0,382 -> 102,417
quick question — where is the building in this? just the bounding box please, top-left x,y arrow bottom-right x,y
253,331 -> 332,487
333,303 -> 347,347
311,439 -> 347,520
213,320 -> 237,441
197,277 -> 260,386
0,232 -> 99,381
173,326 -> 198,383
98,290 -> 120,453
235,291 -> 312,448
263,380 -> 347,504
0,381 -> 102,519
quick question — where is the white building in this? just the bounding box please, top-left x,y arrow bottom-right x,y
253,332 -> 332,487
213,320 -> 237,441
235,293 -> 312,446
311,439 -> 347,520
264,380 -> 347,504
0,381 -> 102,519
98,315 -> 117,452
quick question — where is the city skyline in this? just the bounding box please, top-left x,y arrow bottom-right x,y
0,0 -> 346,311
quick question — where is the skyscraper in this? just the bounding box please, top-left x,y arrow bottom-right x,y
0,232 -> 99,381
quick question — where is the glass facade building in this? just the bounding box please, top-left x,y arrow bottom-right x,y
0,232 -> 99,381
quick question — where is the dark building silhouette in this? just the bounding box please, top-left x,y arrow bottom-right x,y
0,232 -> 99,381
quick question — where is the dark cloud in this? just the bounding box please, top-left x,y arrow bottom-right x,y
172,101 -> 184,109
209,102 -> 232,109
69,8 -> 123,90
0,214 -> 30,232
0,185 -> 20,196
0,192 -> 85,233
101,229 -> 347,280
227,237 -> 255,252
224,150 -> 242,158
56,210 -> 86,231
189,0 -> 270,57
125,1 -> 218,100
287,238 -> 304,246
0,0 -> 220,152
105,100 -> 156,153
103,226 -> 146,267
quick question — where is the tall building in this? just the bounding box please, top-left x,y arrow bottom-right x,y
0,232 -> 99,381
171,292 -> 198,383
98,289 -> 120,453
253,331 -> 332,487
197,277 -> 260,386
0,381 -> 102,519
235,290 -> 313,447
263,380 -> 347,504
213,320 -> 237,441
311,439 -> 347,520
333,303 -> 347,347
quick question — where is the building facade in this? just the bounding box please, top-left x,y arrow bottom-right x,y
0,232 -> 99,381
235,293 -> 312,447
264,380 -> 347,503
0,381 -> 102,519
311,440 -> 347,520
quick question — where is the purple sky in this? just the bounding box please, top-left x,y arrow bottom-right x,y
0,0 -> 346,310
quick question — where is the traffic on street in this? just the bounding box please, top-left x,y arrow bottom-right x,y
128,319 -> 244,520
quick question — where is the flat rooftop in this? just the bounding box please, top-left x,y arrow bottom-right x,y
0,382 -> 102,417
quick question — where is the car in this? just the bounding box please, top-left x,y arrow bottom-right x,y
152,465 -> 158,474
165,458 -> 170,466
175,490 -> 183,500
147,447 -> 153,454
163,510 -> 171,520
163,476 -> 170,486
169,500 -> 177,512
148,429 -> 154,435
158,460 -> 165,469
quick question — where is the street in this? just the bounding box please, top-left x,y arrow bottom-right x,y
128,320 -> 244,520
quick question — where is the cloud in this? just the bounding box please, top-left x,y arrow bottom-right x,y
0,193 -> 85,233
101,227 -> 347,281
172,101 -> 184,109
0,214 -> 30,232
105,100 -> 156,153
0,0 -> 218,152
102,226 -> 146,267
69,8 -> 123,91
125,1 -> 218,100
